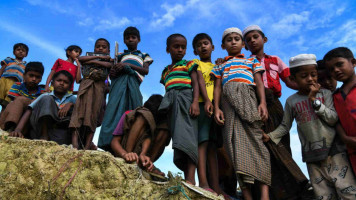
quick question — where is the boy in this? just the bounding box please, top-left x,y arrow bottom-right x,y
324,47 -> 356,176
0,62 -> 45,133
0,43 -> 29,107
99,26 -> 153,152
264,54 -> 356,199
317,60 -> 337,92
11,70 -> 76,145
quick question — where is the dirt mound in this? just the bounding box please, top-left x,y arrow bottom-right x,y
0,130 -> 222,200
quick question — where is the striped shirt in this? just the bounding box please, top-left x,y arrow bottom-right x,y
160,60 -> 197,91
118,50 -> 153,82
1,57 -> 26,82
210,54 -> 264,86
8,82 -> 45,100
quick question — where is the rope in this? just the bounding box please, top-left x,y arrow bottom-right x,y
167,185 -> 191,200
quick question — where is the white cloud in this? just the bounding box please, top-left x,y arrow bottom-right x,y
271,11 -> 310,38
77,17 -> 94,27
94,17 -> 131,31
150,3 -> 185,29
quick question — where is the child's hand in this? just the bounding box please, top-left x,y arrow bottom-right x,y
10,129 -> 24,138
100,55 -> 111,61
215,58 -> 224,65
308,82 -> 320,102
189,101 -> 200,117
139,155 -> 153,171
122,152 -> 138,163
214,108 -> 225,125
262,132 -> 270,143
258,103 -> 268,122
44,85 -> 51,93
74,58 -> 80,65
204,101 -> 214,117
58,103 -> 72,118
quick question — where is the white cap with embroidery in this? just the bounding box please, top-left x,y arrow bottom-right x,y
222,27 -> 242,41
242,25 -> 263,38
289,54 -> 317,68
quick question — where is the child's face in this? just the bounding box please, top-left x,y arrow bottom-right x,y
23,71 -> 42,89
222,33 -> 244,56
194,38 -> 214,60
67,49 -> 81,60
244,30 -> 267,54
317,69 -> 337,91
52,74 -> 71,94
124,34 -> 140,51
292,65 -> 318,93
94,40 -> 110,54
167,36 -> 187,63
325,57 -> 356,83
13,47 -> 28,59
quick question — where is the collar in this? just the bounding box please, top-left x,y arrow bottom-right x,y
334,82 -> 356,94
124,49 -> 141,54
10,57 -> 26,64
250,53 -> 270,60
21,83 -> 43,95
50,91 -> 73,99
224,54 -> 245,61
165,60 -> 187,70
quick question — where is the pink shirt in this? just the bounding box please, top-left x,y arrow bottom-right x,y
112,110 -> 132,136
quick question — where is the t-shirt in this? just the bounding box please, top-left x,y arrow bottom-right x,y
7,82 -> 45,100
29,91 -> 76,109
51,59 -> 78,91
117,50 -> 153,83
251,54 -> 290,97
192,59 -> 214,102
1,57 -> 26,82
210,54 -> 264,86
268,89 -> 339,163
160,60 -> 198,91
112,110 -> 132,136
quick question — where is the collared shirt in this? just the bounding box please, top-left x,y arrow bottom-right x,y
29,91 -> 77,109
210,54 -> 264,86
117,50 -> 153,82
51,59 -> 78,91
7,82 -> 45,100
1,57 -> 26,82
251,54 -> 290,97
160,59 -> 198,91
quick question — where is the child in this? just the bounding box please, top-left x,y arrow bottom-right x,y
69,38 -> 112,150
191,33 -> 226,196
243,25 -> 308,199
0,43 -> 29,107
1,62 -> 44,133
264,54 -> 356,199
324,47 -> 356,176
211,27 -> 270,200
45,45 -> 82,92
99,27 -> 153,151
317,60 -> 337,92
11,70 -> 76,145
158,33 -> 200,185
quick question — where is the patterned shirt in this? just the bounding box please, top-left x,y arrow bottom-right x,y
29,91 -> 76,109
160,60 -> 198,91
192,59 -> 215,102
7,82 -> 45,100
1,57 -> 26,82
251,54 -> 290,97
51,59 -> 78,91
117,50 -> 153,82
210,54 -> 264,86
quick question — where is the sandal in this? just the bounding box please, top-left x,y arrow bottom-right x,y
148,166 -> 167,182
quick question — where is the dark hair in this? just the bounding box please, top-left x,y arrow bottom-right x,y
166,33 -> 186,47
192,33 -> 213,50
222,33 -> 243,44
52,70 -> 74,85
95,38 -> 110,49
65,45 -> 82,58
143,94 -> 163,122
25,62 -> 44,75
124,26 -> 140,40
316,60 -> 326,71
13,43 -> 29,54
243,30 -> 265,41
323,47 -> 354,61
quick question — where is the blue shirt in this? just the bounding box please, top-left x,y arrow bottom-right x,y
29,91 -> 76,109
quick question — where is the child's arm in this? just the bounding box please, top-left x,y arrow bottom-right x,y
336,122 -> 356,148
78,55 -> 111,63
75,58 -> 82,83
45,70 -> 56,92
0,61 -> 7,77
284,76 -> 298,90
189,70 -> 200,117
267,101 -> 293,144
125,62 -> 152,76
197,70 -> 213,117
84,60 -> 113,68
58,103 -> 74,118
213,78 -> 225,125
139,138 -> 153,171
10,109 -> 32,138
254,72 -> 268,121
111,136 -> 139,163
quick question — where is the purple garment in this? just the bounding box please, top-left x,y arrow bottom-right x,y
112,110 -> 132,136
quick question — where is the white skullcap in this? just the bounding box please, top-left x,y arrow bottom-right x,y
242,25 -> 263,38
222,27 -> 242,41
289,54 -> 317,68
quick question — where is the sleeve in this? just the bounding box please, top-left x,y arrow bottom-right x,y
69,95 -> 77,104
7,82 -> 21,100
160,68 -> 167,85
28,94 -> 45,109
210,64 -> 223,79
252,58 -> 264,74
187,60 -> 198,74
51,59 -> 60,71
268,100 -> 294,144
143,53 -> 153,64
276,56 -> 290,82
314,89 -> 338,126
1,57 -> 12,67
112,112 -> 128,136
117,53 -> 124,63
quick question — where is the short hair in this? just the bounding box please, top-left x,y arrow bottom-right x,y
95,38 -> 110,50
52,70 -> 74,85
316,60 -> 326,71
192,33 -> 213,50
323,47 -> 354,61
124,26 -> 140,40
25,62 -> 44,75
166,33 -> 186,48
65,45 -> 82,58
13,43 -> 29,54
143,94 -> 163,122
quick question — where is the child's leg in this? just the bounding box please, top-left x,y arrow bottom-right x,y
241,186 -> 253,200
72,129 -> 79,149
307,161 -> 337,199
198,141 -> 210,188
125,114 -> 147,152
149,129 -> 170,162
184,157 -> 196,185
84,131 -> 94,150
207,142 -> 226,195
39,116 -> 51,140
259,183 -> 269,200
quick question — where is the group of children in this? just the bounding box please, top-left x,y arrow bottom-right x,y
1,25 -> 356,200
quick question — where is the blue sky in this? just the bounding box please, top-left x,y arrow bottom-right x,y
1,0 -> 356,179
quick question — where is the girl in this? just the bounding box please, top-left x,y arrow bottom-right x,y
45,45 -> 82,92
158,34 -> 200,185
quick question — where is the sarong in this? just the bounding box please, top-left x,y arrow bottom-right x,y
158,89 -> 198,171
0,96 -> 31,130
221,82 -> 271,186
